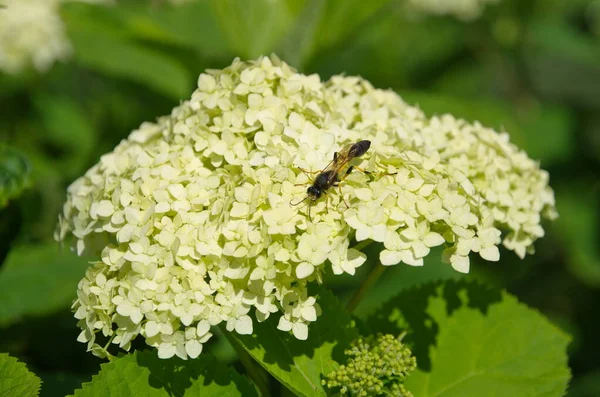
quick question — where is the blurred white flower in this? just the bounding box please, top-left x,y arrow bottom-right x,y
0,0 -> 110,74
57,56 -> 556,359
407,0 -> 501,21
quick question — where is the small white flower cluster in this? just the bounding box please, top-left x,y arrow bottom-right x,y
406,0 -> 501,21
56,56 -> 555,359
0,0 -> 110,74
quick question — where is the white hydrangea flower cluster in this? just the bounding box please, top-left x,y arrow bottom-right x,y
406,0 -> 501,21
0,0 -> 111,74
56,56 -> 556,359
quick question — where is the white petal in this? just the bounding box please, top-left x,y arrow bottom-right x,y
424,232 -> 445,247
355,227 -> 370,241
235,316 -> 253,335
277,316 -> 292,332
354,188 -> 373,201
292,322 -> 308,340
95,200 -> 115,218
347,249 -> 366,267
412,242 -> 430,258
185,340 -> 203,359
380,250 -> 402,266
198,332 -> 213,344
340,261 -> 356,275
451,254 -> 470,273
402,253 -> 424,267
130,309 -> 143,324
196,320 -> 211,337
480,246 -> 500,262
230,202 -> 250,218
301,306 -> 317,322
77,330 -> 89,343
175,344 -> 188,360
400,227 -> 419,241
331,262 -> 343,275
145,321 -> 160,337
384,232 -> 402,250
371,225 -> 387,243
158,343 -> 176,359
295,262 -> 314,279
155,202 -> 170,213
116,301 -> 134,316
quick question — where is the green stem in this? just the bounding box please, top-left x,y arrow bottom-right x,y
352,239 -> 373,252
219,325 -> 272,397
346,261 -> 387,313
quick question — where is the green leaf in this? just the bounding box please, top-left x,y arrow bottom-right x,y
277,0 -> 396,68
0,244 -> 91,327
368,281 -> 571,397
310,11 -> 464,88
399,90 -> 574,164
351,249 -> 467,320
0,353 -> 42,397
234,286 -> 358,397
524,17 -> 600,108
211,0 -> 304,59
133,1 -> 232,57
32,94 -> 96,179
554,186 -> 600,287
310,0 -> 391,52
275,0 -> 325,68
0,145 -> 31,208
71,351 -> 256,397
62,1 -> 231,58
66,17 -> 192,99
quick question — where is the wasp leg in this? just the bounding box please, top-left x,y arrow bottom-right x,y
353,166 -> 397,177
298,167 -> 320,175
338,184 -> 350,208
331,181 -> 350,209
323,190 -> 330,213
352,166 -> 371,174
296,168 -> 319,187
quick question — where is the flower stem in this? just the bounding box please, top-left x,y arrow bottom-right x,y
346,261 -> 387,313
219,324 -> 271,397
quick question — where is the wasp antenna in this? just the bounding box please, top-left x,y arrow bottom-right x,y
290,195 -> 309,206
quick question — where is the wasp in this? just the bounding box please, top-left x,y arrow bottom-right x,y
291,140 -> 371,219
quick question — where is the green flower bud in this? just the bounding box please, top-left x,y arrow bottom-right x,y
323,333 -> 416,396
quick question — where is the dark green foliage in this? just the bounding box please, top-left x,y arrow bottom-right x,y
0,145 -> 31,209
71,351 -> 257,397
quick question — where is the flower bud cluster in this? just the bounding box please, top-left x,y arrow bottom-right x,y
323,333 -> 416,397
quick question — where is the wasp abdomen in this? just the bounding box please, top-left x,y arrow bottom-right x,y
348,140 -> 371,158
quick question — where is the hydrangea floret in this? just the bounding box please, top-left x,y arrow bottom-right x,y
56,55 -> 556,359
323,333 -> 416,397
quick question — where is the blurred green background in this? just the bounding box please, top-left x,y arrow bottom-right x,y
1,0 -> 599,396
